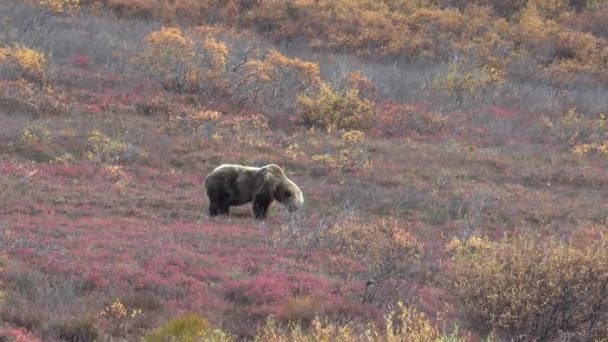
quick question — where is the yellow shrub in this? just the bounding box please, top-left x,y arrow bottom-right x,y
298,83 -> 375,132
572,141 -> 608,155
99,300 -> 128,320
340,130 -> 365,145
37,0 -> 80,13
0,47 -> 9,62
346,71 -> 376,99
22,122 -> 52,146
430,61 -> 476,102
145,314 -> 231,342
0,45 -> 48,86
85,129 -> 128,163
256,301 -> 455,342
445,235 -> 492,256
279,295 -> 328,326
527,0 -> 570,19
544,107 -> 605,146
385,301 -> 439,342
310,130 -> 368,172
201,36 -> 229,82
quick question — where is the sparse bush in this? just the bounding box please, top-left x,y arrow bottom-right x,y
327,218 -> 423,303
54,318 -> 99,342
19,121 -> 58,161
85,129 -> 132,164
298,83 -> 375,132
145,313 -> 231,342
311,130 -> 371,172
0,79 -> 68,116
256,301 -> 453,342
120,293 -> 162,313
542,107 -> 607,148
22,122 -> 51,146
448,235 -> 608,341
278,295 -> 329,327
212,114 -> 270,146
445,235 -> 492,256
430,60 -> 504,104
236,49 -> 322,112
376,103 -> 448,138
37,0 -> 80,13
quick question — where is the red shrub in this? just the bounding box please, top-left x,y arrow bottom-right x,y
0,327 -> 42,342
70,54 -> 90,68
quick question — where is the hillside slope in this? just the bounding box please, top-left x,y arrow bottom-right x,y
1,1 -> 608,340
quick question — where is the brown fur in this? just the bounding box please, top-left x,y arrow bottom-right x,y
204,164 -> 304,219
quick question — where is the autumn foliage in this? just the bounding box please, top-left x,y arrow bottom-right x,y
2,0 -> 608,341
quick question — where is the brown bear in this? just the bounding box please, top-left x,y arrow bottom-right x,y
204,164 -> 304,219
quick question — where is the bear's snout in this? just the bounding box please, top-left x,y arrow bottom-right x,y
285,191 -> 304,212
292,192 -> 304,211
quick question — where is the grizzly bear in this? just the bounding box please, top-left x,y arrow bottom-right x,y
204,164 -> 304,219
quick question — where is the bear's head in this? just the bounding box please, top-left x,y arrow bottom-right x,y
274,178 -> 304,212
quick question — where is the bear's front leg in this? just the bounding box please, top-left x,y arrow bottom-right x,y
253,191 -> 273,220
209,202 -> 229,216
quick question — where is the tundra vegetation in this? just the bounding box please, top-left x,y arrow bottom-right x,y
1,0 -> 608,340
